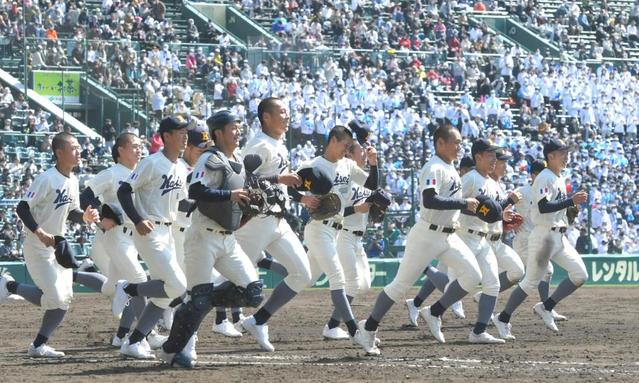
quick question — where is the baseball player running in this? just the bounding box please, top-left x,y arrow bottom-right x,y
301,124 -> 379,354
321,121 -> 375,340
158,110 -> 264,368
358,125 -> 482,351
233,97 -> 315,352
79,132 -> 148,347
113,116 -> 190,359
494,139 -> 588,338
0,132 -> 100,357
511,159 -> 567,322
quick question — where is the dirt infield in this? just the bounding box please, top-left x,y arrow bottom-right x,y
1,287 -> 638,382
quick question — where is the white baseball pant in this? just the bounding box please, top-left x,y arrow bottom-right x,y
455,231 -> 500,296
306,220 -> 346,290
98,227 -> 147,297
23,240 -> 73,310
132,225 -> 187,309
513,232 -> 553,279
336,230 -> 372,296
519,226 -> 588,296
383,220 -> 482,302
89,229 -> 111,276
491,238 -> 525,283
184,226 -> 258,290
236,215 -> 312,292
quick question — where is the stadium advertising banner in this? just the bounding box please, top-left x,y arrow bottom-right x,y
32,70 -> 81,104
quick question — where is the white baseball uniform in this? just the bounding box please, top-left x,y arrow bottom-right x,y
488,178 -> 525,284
453,169 -> 500,297
183,150 -> 258,290
518,169 -> 588,295
126,151 -> 188,308
513,184 -> 553,279
235,131 -> 312,292
86,163 -> 147,297
336,184 -> 372,296
172,158 -> 193,270
22,167 -> 79,310
304,156 -> 369,291
383,155 -> 481,302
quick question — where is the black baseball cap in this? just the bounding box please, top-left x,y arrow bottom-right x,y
496,150 -> 512,161
207,110 -> 241,133
459,156 -> 475,169
296,167 -> 333,195
475,195 -> 503,224
543,138 -> 570,158
158,116 -> 188,135
530,159 -> 546,174
187,128 -> 210,148
471,138 -> 501,158
348,119 -> 371,145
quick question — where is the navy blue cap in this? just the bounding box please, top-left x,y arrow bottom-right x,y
475,195 -> 503,224
530,159 -> 546,174
348,120 -> 371,145
471,138 -> 501,158
496,150 -> 513,161
159,116 -> 188,134
543,138 -> 570,158
296,167 -> 333,195
187,128 -> 210,148
54,236 -> 81,269
207,110 -> 241,133
459,156 -> 475,169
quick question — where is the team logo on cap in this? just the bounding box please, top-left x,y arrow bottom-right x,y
201,131 -> 209,141
304,179 -> 312,190
478,205 -> 490,216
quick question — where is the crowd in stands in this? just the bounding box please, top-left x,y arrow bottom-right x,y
0,0 -> 638,259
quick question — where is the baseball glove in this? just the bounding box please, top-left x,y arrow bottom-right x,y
366,189 -> 392,223
503,212 -> 524,232
240,189 -> 265,222
566,206 -> 579,225
310,193 -> 341,220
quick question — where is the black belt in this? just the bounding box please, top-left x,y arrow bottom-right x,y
322,220 -> 343,230
551,227 -> 567,233
123,227 -> 133,236
467,229 -> 488,238
428,224 -> 456,234
265,210 -> 286,219
154,221 -> 172,226
342,228 -> 364,236
489,233 -> 502,241
206,228 -> 233,235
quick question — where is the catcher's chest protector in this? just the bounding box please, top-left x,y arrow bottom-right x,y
197,149 -> 245,231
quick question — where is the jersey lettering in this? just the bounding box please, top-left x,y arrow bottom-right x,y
449,179 -> 461,196
555,188 -> 566,201
276,152 -> 287,173
54,188 -> 73,209
160,174 -> 183,196
333,173 -> 350,185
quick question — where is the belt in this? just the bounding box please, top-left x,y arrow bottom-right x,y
122,227 -> 133,236
467,229 -> 488,238
205,227 -> 233,235
428,224 -> 456,234
342,228 -> 364,236
154,221 -> 172,226
322,220 -> 343,230
265,210 -> 286,219
551,226 -> 567,233
488,233 -> 502,241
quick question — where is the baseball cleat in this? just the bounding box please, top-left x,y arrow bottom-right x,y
322,324 -> 350,340
120,339 -> 155,359
0,271 -> 22,303
353,320 -> 380,356
111,334 -> 128,348
184,334 -> 198,361
405,299 -> 420,327
420,306 -> 445,343
473,291 -> 482,304
158,348 -> 195,368
111,280 -> 131,319
552,310 -> 568,321
213,319 -> 243,338
147,330 -> 168,350
493,314 -> 516,340
451,300 -> 466,319
242,315 -> 275,352
468,331 -> 506,344
162,308 -> 174,331
27,343 -> 65,358
533,302 -> 559,332
233,314 -> 247,334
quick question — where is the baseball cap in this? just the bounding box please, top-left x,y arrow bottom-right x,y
187,128 -> 210,148
543,138 -> 570,158
475,195 -> 503,224
348,119 -> 371,145
459,156 -> 475,169
530,159 -> 546,174
471,138 -> 501,158
54,236 -> 81,269
206,110 -> 240,133
158,116 -> 188,135
295,167 -> 333,195
496,150 -> 512,161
